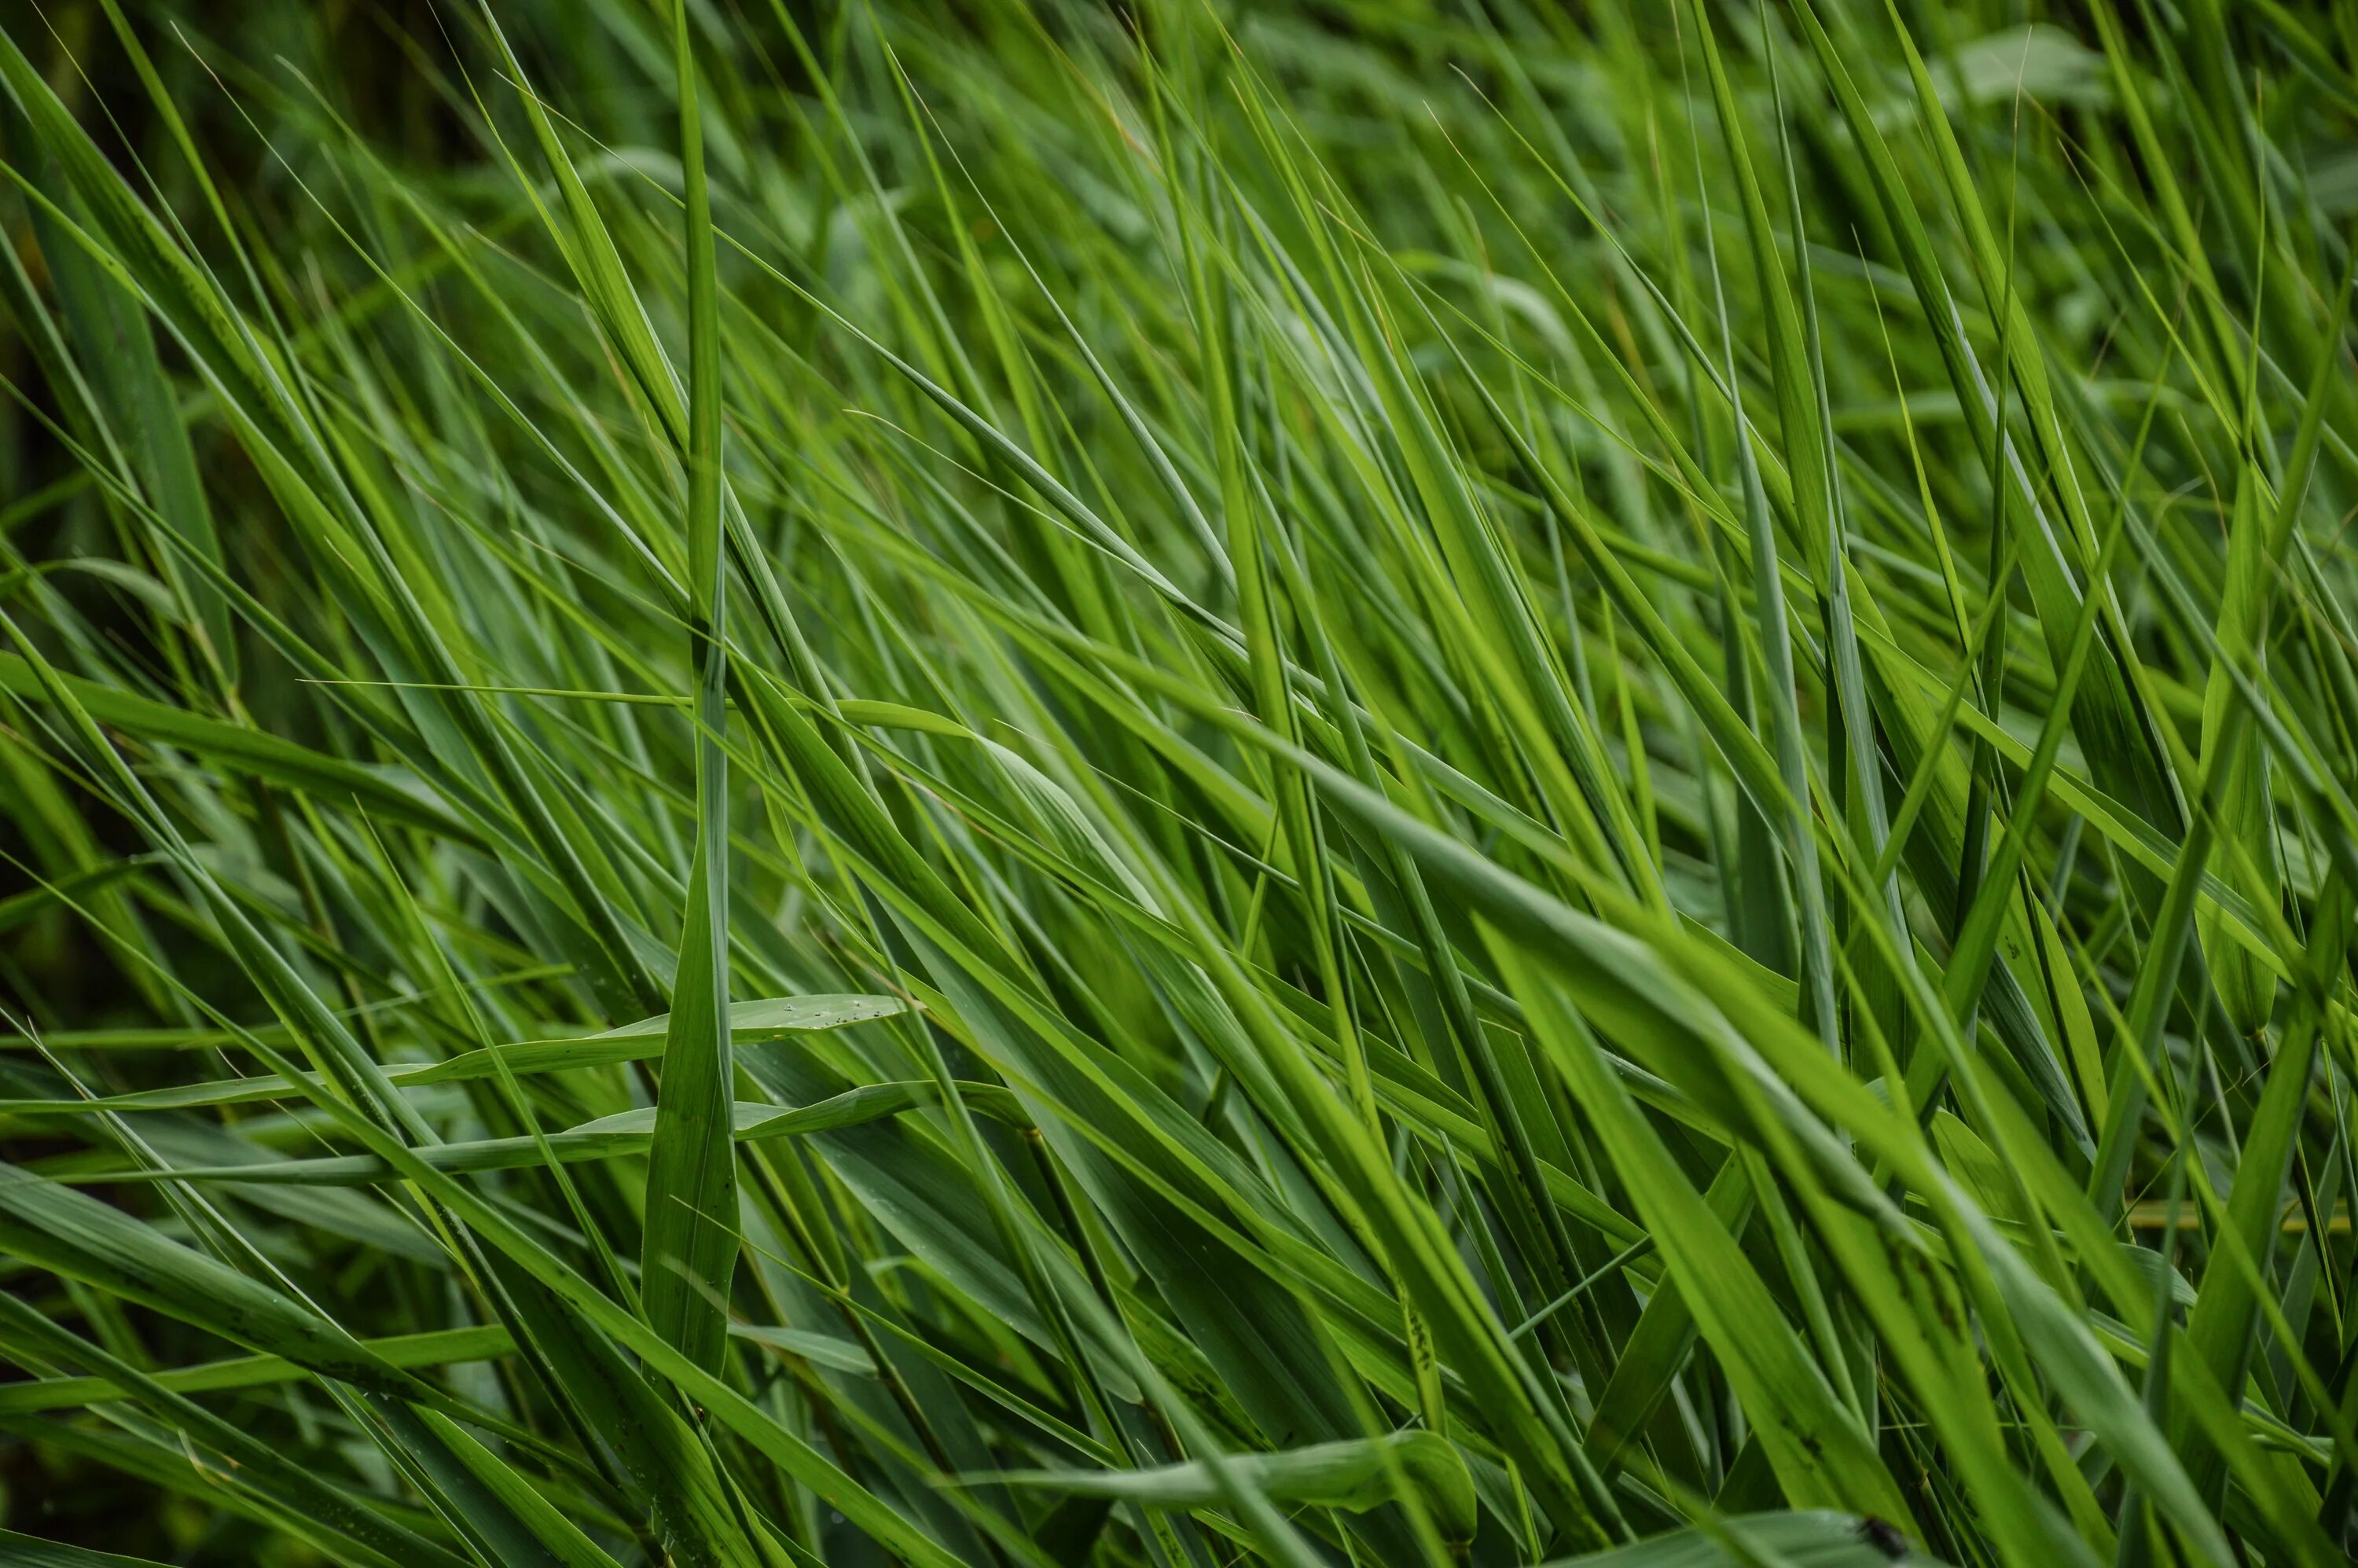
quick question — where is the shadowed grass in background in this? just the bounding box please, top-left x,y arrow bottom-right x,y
0,0 -> 2352,1564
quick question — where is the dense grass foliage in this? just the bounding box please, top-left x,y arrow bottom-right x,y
0,1 -> 2355,1563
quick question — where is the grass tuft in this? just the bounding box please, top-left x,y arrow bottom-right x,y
0,2 -> 2354,1565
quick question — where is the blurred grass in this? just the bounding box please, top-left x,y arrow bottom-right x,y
0,0 -> 2353,1565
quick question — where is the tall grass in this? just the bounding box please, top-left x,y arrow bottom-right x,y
0,1 -> 2352,1564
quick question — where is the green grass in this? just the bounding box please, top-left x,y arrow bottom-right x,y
0,0 -> 2353,1564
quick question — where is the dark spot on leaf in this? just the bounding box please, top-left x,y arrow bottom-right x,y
1857,1516 -> 1908,1559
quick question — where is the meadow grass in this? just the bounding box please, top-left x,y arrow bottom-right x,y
0,1 -> 2354,1565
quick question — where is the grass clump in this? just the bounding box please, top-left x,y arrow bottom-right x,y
0,1 -> 2354,1565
